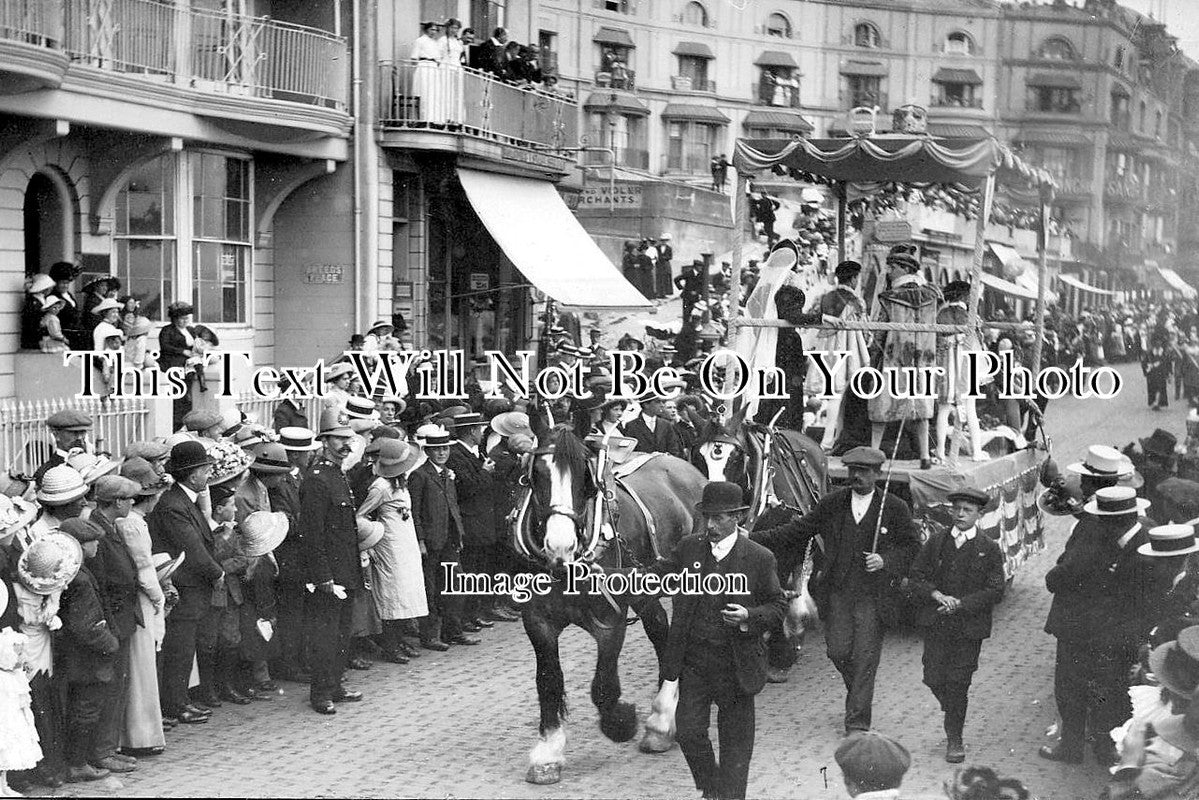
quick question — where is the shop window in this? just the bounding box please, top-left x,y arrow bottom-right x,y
681,1 -> 708,27
667,121 -> 721,173
759,66 -> 799,107
945,31 -> 973,55
114,155 -> 176,322
765,12 -> 791,38
854,22 -> 880,49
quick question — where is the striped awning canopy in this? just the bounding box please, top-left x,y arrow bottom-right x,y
662,104 -> 730,123
743,110 -> 813,133
932,67 -> 982,85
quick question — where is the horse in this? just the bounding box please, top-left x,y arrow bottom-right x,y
512,423 -> 706,785
690,405 -> 828,672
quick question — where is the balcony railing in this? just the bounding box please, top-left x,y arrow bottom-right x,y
666,151 -> 712,174
845,91 -> 888,111
582,146 -> 649,170
1,0 -> 61,46
594,67 -> 635,90
931,96 -> 983,109
671,75 -> 715,93
379,60 -> 578,152
61,0 -> 346,108
753,82 -> 801,108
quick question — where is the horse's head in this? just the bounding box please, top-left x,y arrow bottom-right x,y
526,425 -> 597,569
691,404 -> 751,491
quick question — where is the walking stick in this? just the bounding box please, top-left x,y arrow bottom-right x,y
870,416 -> 905,554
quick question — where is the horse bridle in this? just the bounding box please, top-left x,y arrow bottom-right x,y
510,447 -> 605,564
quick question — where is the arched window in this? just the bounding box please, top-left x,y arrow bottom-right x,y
946,31 -> 973,55
765,12 -> 791,39
1039,37 -> 1074,60
682,1 -> 708,28
854,22 -> 881,48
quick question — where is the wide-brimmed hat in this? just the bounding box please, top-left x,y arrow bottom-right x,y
248,442 -> 291,474
317,409 -> 353,438
27,274 -> 55,295
153,551 -> 186,583
325,362 -> 354,382
206,441 -> 254,485
40,295 -> 65,311
695,481 -> 749,515
65,450 -> 120,485
374,439 -> 422,478
416,424 -> 452,448
367,319 -> 393,335
92,297 -> 122,315
1142,429 -> 1180,458
120,457 -> 172,496
166,301 -> 194,319
357,518 -> 386,552
166,441 -> 213,474
241,511 -> 289,558
1067,445 -> 1135,478
1139,524 -> 1199,557
17,532 -> 83,596
48,261 -> 79,282
36,465 -> 88,506
82,275 -> 111,292
126,317 -> 153,338
1083,485 -> 1150,516
363,426 -> 403,455
279,427 -> 322,451
1150,627 -> 1199,696
491,411 -> 534,439
0,494 -> 36,538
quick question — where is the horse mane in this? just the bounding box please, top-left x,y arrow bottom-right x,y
546,424 -> 590,481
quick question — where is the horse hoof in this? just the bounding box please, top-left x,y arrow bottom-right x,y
526,763 -> 562,784
638,731 -> 676,754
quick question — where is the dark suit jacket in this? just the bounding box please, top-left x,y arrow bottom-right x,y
299,456 -> 363,589
753,486 -> 919,601
1044,519 -> 1164,647
653,533 -> 787,695
53,290 -> 86,351
408,461 -> 466,552
775,285 -> 823,382
148,484 -> 223,589
447,441 -> 498,547
621,415 -> 685,459
157,324 -> 196,372
908,530 -> 1005,639
57,566 -> 120,684
474,39 -> 505,75
90,511 -> 145,640
273,400 -> 308,433
267,472 -> 305,583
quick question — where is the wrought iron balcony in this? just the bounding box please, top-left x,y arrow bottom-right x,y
581,146 -> 649,170
930,96 -> 983,109
59,0 -> 346,108
379,60 -> 579,153
594,67 -> 635,90
671,75 -> 715,93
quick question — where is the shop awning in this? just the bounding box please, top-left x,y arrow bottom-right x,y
933,67 -> 982,85
456,169 -> 651,308
755,50 -> 797,68
1059,273 -> 1114,295
1156,267 -> 1198,299
583,91 -> 650,116
1026,72 -> 1082,89
1013,129 -> 1090,146
840,60 -> 889,77
673,41 -> 714,59
988,242 -> 1031,279
980,271 -> 1040,301
743,110 -> 813,133
594,27 -> 635,48
1014,271 -> 1058,305
661,104 -> 730,123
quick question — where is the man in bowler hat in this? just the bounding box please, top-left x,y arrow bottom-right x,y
907,486 -> 1005,763
647,481 -> 786,800
753,446 -> 919,734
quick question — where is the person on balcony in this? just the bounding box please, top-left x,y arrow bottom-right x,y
410,21 -> 447,125
473,27 -> 508,77
23,273 -> 55,351
48,262 -> 85,352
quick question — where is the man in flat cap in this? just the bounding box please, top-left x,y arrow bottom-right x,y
34,409 -> 93,484
834,731 -> 911,798
907,486 -> 1005,763
753,446 -> 918,735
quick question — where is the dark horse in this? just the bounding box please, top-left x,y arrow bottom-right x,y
514,424 -> 706,784
691,405 -> 828,669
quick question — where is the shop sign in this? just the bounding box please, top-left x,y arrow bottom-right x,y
305,264 -> 345,284
579,183 -> 643,209
872,219 -> 912,243
469,273 -> 491,291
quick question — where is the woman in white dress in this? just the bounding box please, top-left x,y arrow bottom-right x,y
116,458 -> 169,753
356,439 -> 426,663
410,21 -> 447,124
440,18 -> 466,124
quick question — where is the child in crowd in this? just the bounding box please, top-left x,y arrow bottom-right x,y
39,297 -> 69,354
187,326 -> 220,393
0,608 -> 42,795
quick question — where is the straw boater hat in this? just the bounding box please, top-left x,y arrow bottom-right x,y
153,551 -> 186,583
278,427 -> 322,451
241,511 -> 289,558
1082,485 -> 1151,517
373,439 -> 422,478
357,517 -> 385,552
447,411 -> 488,429
415,424 -> 452,448
17,531 -> 83,596
1067,445 -> 1135,478
1139,525 -> 1199,557
36,465 -> 88,506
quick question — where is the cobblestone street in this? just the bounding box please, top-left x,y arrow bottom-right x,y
49,363 -> 1173,799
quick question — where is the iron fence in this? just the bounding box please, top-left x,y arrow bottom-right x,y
0,397 -> 149,474
0,0 -> 61,46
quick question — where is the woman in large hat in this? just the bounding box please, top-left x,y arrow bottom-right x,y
115,458 -> 172,753
355,439 -> 427,664
236,511 -> 289,699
